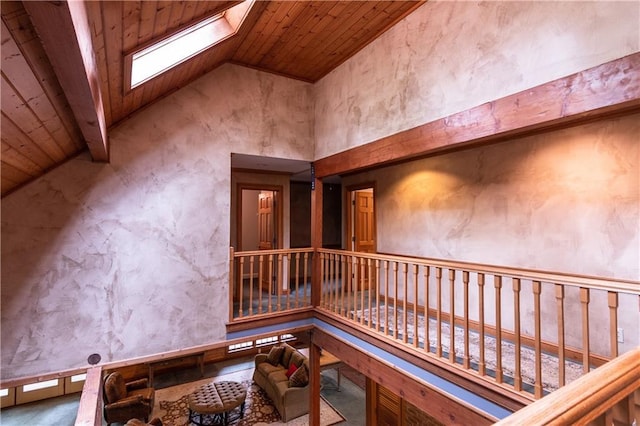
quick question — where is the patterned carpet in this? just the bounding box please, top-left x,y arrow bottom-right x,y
153,371 -> 344,426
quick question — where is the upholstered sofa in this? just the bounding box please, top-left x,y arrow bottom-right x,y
253,343 -> 310,422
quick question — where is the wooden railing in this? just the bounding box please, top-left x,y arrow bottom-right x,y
229,247 -> 315,321
494,346 -> 640,425
316,249 -> 639,399
73,366 -> 102,426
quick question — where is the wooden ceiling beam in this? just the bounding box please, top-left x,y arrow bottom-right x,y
314,53 -> 640,178
23,0 -> 109,162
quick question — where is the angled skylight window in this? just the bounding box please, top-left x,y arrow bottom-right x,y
125,0 -> 255,90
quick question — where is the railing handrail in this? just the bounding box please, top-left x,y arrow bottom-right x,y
232,247 -> 314,257
493,346 -> 640,425
317,248 -> 640,294
74,366 -> 102,426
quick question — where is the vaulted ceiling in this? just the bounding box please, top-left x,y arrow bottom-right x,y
0,1 -> 424,197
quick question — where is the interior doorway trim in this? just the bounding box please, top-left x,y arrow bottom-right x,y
236,183 -> 283,252
345,182 -> 377,253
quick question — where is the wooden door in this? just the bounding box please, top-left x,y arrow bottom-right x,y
258,191 -> 276,292
353,189 -> 376,291
354,191 -> 375,253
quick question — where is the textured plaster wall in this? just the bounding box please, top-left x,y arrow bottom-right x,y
342,114 -> 640,354
314,1 -> 640,159
1,64 -> 313,380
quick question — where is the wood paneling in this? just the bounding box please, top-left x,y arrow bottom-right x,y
2,0 -> 421,197
83,0 -> 423,126
1,1 -> 85,196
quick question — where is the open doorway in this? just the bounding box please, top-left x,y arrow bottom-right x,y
237,184 -> 283,295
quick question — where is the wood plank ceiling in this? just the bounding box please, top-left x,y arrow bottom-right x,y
1,0 -> 424,197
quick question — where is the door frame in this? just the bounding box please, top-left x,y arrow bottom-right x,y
236,183 -> 283,252
345,182 -> 377,253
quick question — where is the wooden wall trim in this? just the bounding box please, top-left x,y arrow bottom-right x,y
312,326 -> 499,425
23,1 -> 109,162
314,53 -> 640,178
0,324 -> 311,389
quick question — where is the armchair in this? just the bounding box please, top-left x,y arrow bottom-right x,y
103,371 -> 155,426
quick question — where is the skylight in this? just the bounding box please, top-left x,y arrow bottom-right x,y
125,0 -> 255,90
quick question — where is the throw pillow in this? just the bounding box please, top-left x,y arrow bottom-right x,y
267,345 -> 285,366
285,362 -> 298,378
289,364 -> 308,387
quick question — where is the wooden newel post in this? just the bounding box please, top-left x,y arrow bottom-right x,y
308,333 -> 322,426
311,175 -> 323,307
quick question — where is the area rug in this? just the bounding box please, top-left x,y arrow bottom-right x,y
153,377 -> 344,426
354,306 -> 584,393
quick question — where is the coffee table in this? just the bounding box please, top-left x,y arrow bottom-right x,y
188,381 -> 247,426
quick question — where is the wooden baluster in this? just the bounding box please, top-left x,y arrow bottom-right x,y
392,261 -> 398,339
360,258 -> 366,325
580,287 -> 591,374
556,284 -> 566,388
351,257 -> 363,322
463,271 -> 470,369
328,253 -> 334,311
403,263 -> 409,344
268,254 -> 274,313
533,281 -> 542,398
303,252 -> 309,306
478,273 -> 486,376
229,247 -> 236,322
340,254 -> 346,316
627,391 -> 637,425
249,256 -> 254,316
336,254 -> 341,314
436,267 -> 443,358
238,256 -> 244,318
512,278 -> 522,392
280,253 -> 291,310
347,256 -> 353,319
413,264 -> 419,348
449,269 -> 456,363
384,260 -> 390,335
608,292 -> 618,358
368,258 -> 373,326
294,253 -> 300,309
335,254 -> 340,314
376,259 -> 381,332
258,254 -> 264,314
424,266 -> 431,353
277,253 -> 283,312
495,275 -> 503,384
318,252 -> 324,309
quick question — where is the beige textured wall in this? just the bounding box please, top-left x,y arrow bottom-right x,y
343,114 -> 640,354
314,1 -> 640,158
1,65 -> 313,380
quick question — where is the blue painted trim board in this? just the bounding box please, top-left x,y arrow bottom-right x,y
226,318 -> 314,340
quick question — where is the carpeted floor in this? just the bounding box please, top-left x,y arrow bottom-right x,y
153,368 -> 345,426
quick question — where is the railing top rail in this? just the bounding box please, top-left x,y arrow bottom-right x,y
317,248 -> 640,294
232,247 -> 314,257
493,347 -> 640,425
